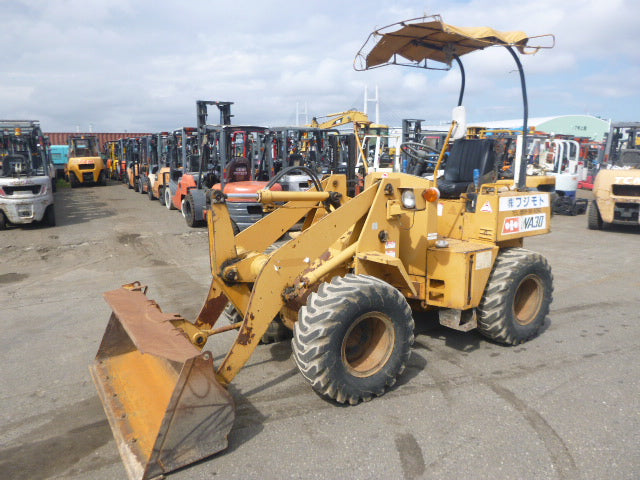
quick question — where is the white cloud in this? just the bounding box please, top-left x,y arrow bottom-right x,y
2,0 -> 640,132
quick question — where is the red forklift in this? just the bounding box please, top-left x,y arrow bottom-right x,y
162,127 -> 201,211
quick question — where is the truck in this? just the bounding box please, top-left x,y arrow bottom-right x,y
0,120 -> 56,229
65,135 -> 106,187
49,144 -> 69,179
588,122 -> 640,229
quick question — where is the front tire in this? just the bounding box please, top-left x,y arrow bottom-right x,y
158,186 -> 165,205
292,274 -> 414,405
0,211 -> 7,230
477,248 -> 553,345
43,204 -> 56,227
587,200 -> 603,230
69,172 -> 79,188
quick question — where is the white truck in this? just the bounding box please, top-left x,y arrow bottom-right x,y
0,120 -> 56,229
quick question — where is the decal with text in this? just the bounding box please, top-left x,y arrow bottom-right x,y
502,214 -> 547,235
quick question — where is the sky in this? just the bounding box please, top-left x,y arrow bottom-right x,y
2,0 -> 640,133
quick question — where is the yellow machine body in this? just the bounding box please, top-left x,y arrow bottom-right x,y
66,155 -> 105,184
92,172 -> 550,479
591,168 -> 640,224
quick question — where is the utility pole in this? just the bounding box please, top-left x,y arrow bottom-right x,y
296,102 -> 308,126
364,85 -> 380,124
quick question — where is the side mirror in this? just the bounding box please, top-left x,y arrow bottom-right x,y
451,106 -> 467,140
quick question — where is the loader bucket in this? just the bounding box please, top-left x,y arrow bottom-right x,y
90,286 -> 235,480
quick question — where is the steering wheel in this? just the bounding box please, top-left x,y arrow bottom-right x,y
400,142 -> 440,163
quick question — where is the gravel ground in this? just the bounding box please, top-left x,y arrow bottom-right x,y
0,182 -> 638,480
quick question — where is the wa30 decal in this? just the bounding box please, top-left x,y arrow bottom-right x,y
502,214 -> 547,235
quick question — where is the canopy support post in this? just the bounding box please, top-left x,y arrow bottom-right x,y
453,55 -> 465,107
505,45 -> 528,191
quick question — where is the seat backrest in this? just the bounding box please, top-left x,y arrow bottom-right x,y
444,139 -> 496,182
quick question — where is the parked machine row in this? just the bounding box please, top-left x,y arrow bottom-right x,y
103,101 -> 360,231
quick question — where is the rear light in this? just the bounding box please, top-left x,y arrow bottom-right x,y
0,187 -> 5,197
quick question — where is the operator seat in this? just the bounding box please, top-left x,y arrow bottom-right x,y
438,139 -> 496,198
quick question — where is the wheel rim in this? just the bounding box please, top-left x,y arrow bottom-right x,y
341,312 -> 395,377
181,199 -> 188,218
513,274 -> 543,326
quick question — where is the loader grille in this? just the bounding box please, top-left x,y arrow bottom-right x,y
612,184 -> 640,197
78,163 -> 95,170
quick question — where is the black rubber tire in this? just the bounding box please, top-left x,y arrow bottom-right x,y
43,204 -> 56,227
138,177 -> 145,194
587,200 -> 603,230
147,181 -> 155,200
182,194 -> 201,227
69,172 -> 79,188
99,171 -> 107,186
231,219 -> 240,236
158,186 -> 165,206
477,248 -> 553,345
165,188 -> 176,210
221,302 -> 292,344
133,176 -> 139,192
292,274 -> 414,405
0,211 -> 7,230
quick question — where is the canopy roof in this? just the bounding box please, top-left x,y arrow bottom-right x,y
355,15 -> 554,71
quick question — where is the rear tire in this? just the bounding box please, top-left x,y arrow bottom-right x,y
165,188 -> 176,210
477,248 -> 553,345
0,211 -> 7,230
231,219 -> 240,235
587,200 -> 603,230
158,186 -> 166,206
147,181 -> 155,200
221,302 -> 292,344
293,274 -> 414,405
182,194 -> 203,227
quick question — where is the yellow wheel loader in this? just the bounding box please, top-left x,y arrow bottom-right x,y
91,15 -> 555,480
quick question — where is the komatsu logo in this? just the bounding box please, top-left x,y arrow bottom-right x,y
502,214 -> 547,235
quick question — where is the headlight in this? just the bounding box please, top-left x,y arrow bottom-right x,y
401,189 -> 416,209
